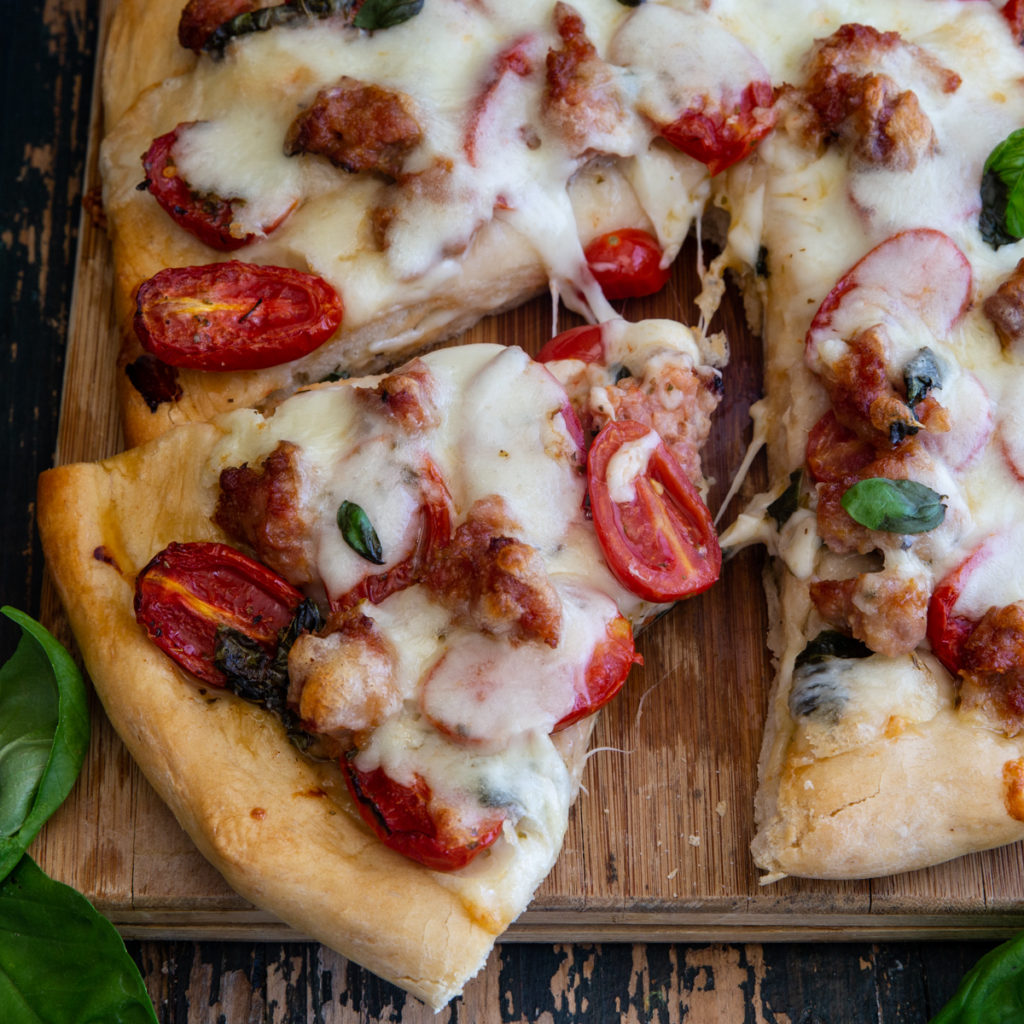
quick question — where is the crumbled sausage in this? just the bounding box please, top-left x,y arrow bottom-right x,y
984,259 -> 1024,350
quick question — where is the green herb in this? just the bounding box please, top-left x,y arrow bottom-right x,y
929,931 -> 1024,1023
0,856 -> 158,1023
840,477 -> 946,534
794,630 -> 872,671
755,244 -> 770,278
981,128 -> 1024,248
766,469 -> 804,528
353,0 -> 424,30
0,608 -> 89,883
903,346 -> 943,408
337,500 -> 385,564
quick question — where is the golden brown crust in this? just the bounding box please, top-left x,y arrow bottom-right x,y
36,421 -> 590,1007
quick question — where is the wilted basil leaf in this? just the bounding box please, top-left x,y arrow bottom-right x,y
903,347 -> 942,408
767,469 -> 804,528
794,630 -> 872,671
337,500 -> 385,564
840,478 -> 946,534
353,0 -> 424,30
0,608 -> 89,884
0,856 -> 158,1023
981,128 -> 1024,249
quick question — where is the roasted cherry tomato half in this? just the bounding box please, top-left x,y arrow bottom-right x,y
342,759 -> 506,871
134,541 -> 303,686
588,419 -> 721,602
535,323 -> 605,364
553,613 -> 639,731
583,229 -> 670,301
143,124 -> 274,251
661,79 -> 776,177
134,261 -> 344,371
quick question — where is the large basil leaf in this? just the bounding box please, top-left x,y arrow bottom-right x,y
0,608 -> 89,883
840,478 -> 946,534
0,855 -> 157,1024
930,932 -> 1024,1023
981,128 -> 1024,248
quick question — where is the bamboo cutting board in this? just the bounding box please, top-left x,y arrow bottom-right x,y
32,0 -> 1024,944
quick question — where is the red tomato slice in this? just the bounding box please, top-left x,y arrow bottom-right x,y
553,613 -> 639,731
588,420 -> 721,602
133,261 -> 344,371
331,458 -> 453,612
805,229 -> 972,366
134,541 -> 303,686
583,229 -> 670,301
805,410 -> 874,484
661,78 -> 776,177
341,759 -> 505,871
535,324 -> 605,364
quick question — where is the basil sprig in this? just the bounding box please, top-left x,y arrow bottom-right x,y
840,477 -> 946,534
981,128 -> 1024,249
0,607 -> 88,881
929,931 -> 1024,1023
338,500 -> 385,564
0,609 -> 158,1023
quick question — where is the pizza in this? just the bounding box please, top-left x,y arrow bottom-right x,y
36,0 -> 1024,1008
37,322 -> 721,1006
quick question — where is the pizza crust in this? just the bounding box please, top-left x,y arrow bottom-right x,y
36,420 -> 593,1008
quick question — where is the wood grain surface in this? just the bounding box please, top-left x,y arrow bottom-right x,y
1,0 -> 1019,1019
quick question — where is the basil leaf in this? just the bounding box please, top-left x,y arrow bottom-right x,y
205,0 -> 353,55
929,931 -> 1024,1023
0,855 -> 157,1024
981,128 -> 1024,248
794,630 -> 872,671
903,346 -> 942,408
840,478 -> 946,534
0,608 -> 89,884
353,0 -> 424,30
337,500 -> 385,564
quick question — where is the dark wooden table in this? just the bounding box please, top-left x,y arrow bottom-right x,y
0,1 -> 1008,1019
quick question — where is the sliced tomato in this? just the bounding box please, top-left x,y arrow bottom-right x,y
331,458 -> 453,612
535,324 -> 605,364
584,229 -> 670,301
805,410 -> 874,484
341,759 -> 505,871
553,613 -> 639,731
588,420 -> 720,602
805,229 -> 972,367
134,541 -> 303,686
133,261 -> 344,371
143,124 -> 288,251
661,78 -> 776,177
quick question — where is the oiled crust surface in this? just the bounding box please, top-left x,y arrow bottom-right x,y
36,422 -> 590,1008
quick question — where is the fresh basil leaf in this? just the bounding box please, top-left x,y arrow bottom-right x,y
981,129 -> 1024,248
0,608 -> 89,884
337,500 -> 385,564
929,931 -> 1024,1023
767,469 -> 804,528
840,478 -> 946,534
0,855 -> 157,1024
353,0 -> 424,30
903,346 -> 943,408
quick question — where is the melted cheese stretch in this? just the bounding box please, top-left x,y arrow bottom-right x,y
206,343 -> 645,865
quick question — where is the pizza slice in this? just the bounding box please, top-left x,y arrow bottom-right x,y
711,4 -> 1024,879
37,321 -> 722,1006
98,0 -> 776,444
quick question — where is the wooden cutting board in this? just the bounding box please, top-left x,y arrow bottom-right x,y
32,0 -> 1024,943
